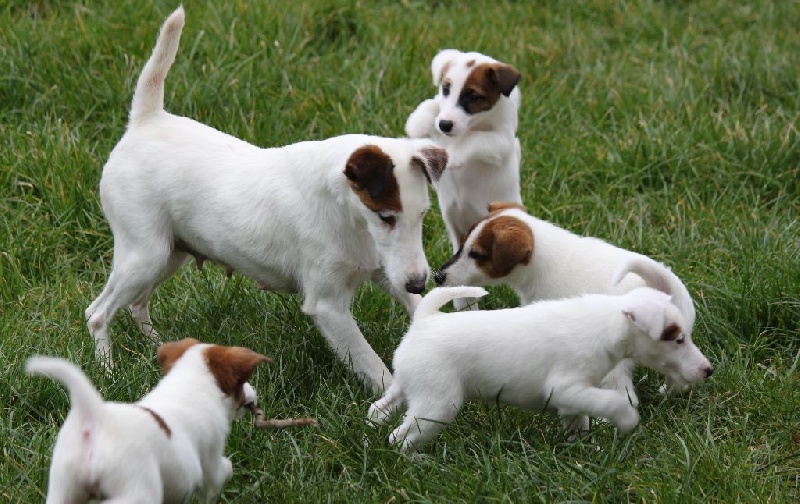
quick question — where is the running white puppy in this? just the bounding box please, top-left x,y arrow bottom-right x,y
434,202 -> 697,399
26,338 -> 270,503
405,49 -> 522,265
368,287 -> 713,453
85,7 -> 447,392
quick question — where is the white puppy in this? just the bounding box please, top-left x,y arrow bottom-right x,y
26,338 -> 270,502
85,7 -> 448,392
368,287 -> 713,452
405,49 -> 522,266
434,202 -> 697,399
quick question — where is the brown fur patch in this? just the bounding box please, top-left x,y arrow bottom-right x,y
157,338 -> 200,374
138,406 -> 172,438
460,63 -> 522,114
487,201 -> 528,214
661,323 -> 683,341
472,216 -> 534,278
438,62 -> 452,83
203,346 -> 271,405
465,59 -> 476,67
411,146 -> 448,183
344,145 -> 402,212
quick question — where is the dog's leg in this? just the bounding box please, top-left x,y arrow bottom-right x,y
599,358 -> 639,408
368,383 -> 405,425
303,291 -> 393,393
560,414 -> 591,440
198,456 -> 233,503
445,131 -> 516,168
405,99 -> 439,139
370,270 -> 421,316
389,398 -> 461,453
554,386 -> 640,435
128,252 -> 189,345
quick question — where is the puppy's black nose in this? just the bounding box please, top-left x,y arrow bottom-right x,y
704,366 -> 714,378
433,270 -> 446,285
405,275 -> 427,294
438,119 -> 454,133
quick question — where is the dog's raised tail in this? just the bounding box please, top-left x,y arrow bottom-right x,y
26,356 -> 104,419
414,286 -> 488,321
129,6 -> 186,123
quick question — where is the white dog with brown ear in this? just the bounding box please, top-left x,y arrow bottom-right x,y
369,287 -> 713,453
84,7 -> 448,392
26,338 -> 270,503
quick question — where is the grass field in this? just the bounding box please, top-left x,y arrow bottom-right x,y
1,0 -> 798,501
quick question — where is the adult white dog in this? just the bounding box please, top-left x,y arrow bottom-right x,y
27,338 -> 269,502
406,50 -> 521,308
369,287 -> 713,452
85,7 -> 447,392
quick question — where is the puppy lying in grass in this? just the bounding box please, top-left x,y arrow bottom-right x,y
369,286 -> 713,453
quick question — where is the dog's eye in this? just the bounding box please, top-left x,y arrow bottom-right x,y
467,250 -> 489,261
675,335 -> 685,345
462,91 -> 483,103
442,82 -> 451,97
377,213 -> 397,227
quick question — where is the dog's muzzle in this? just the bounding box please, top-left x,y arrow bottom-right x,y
433,270 -> 446,285
405,274 -> 427,294
438,119 -> 454,135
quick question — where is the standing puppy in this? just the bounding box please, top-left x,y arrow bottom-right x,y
85,7 -> 448,392
368,287 -> 713,453
406,49 -> 522,309
27,339 -> 269,502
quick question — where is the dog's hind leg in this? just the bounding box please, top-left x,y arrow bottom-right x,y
129,252 -> 189,345
389,398 -> 461,453
368,383 -> 406,425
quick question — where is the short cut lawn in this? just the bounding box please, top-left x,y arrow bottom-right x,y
1,0 -> 798,501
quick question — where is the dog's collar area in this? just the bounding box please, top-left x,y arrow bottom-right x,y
138,405 -> 172,438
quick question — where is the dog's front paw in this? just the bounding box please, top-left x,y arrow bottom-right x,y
405,99 -> 439,138
615,406 -> 640,434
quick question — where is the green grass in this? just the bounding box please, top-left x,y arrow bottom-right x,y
1,0 -> 798,501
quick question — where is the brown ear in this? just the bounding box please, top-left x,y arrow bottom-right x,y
157,338 -> 200,374
344,145 -> 401,211
487,201 -> 527,214
487,63 -> 521,97
203,346 -> 272,397
661,323 -> 682,341
489,222 -> 533,277
412,146 -> 448,183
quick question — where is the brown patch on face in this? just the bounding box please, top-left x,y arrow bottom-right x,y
411,146 -> 448,183
344,145 -> 402,212
157,338 -> 200,374
460,63 -> 522,115
203,345 -> 272,405
660,323 -> 683,341
438,61 -> 452,83
138,406 -> 172,438
487,201 -> 528,214
471,216 -> 534,278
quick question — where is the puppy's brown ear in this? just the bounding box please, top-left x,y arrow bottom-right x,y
204,346 -> 272,397
487,201 -> 528,214
157,338 -> 200,374
491,224 -> 533,277
487,63 -> 521,97
344,145 -> 401,210
412,146 -> 448,183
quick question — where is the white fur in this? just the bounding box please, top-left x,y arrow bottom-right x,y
26,346 -> 256,502
368,286 -> 712,452
405,49 -> 522,257
85,7 -> 446,392
436,207 -> 698,399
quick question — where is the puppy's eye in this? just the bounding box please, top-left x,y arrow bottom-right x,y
462,91 -> 482,103
675,335 -> 685,345
377,213 -> 397,227
442,83 -> 451,97
467,250 -> 489,261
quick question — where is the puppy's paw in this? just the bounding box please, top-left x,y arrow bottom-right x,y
367,400 -> 392,425
615,407 -> 640,434
405,99 -> 439,138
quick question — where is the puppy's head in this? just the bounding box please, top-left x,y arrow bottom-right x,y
344,139 -> 448,295
434,202 -> 532,288
158,338 -> 272,420
430,49 -> 521,137
621,288 -> 713,388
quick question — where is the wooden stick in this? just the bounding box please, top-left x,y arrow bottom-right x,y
247,404 -> 319,430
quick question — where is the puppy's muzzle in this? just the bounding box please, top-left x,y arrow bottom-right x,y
704,366 -> 714,378
405,274 -> 427,294
433,270 -> 446,285
438,119 -> 454,135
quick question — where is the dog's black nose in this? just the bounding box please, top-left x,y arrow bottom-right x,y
704,366 -> 714,378
433,270 -> 446,285
405,275 -> 427,294
438,119 -> 454,133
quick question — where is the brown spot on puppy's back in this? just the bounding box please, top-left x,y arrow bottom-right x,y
344,145 -> 402,212
157,338 -> 200,374
487,201 -> 528,214
204,346 -> 272,404
472,216 -> 534,278
138,406 -> 172,438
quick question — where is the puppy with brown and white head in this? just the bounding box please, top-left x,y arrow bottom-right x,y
405,50 -> 522,274
26,338 -> 269,503
368,286 -> 713,453
85,7 -> 448,393
434,202 -> 698,400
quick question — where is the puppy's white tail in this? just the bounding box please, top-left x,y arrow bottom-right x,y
26,357 -> 104,418
414,286 -> 489,321
129,6 -> 186,123
612,255 -> 696,327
